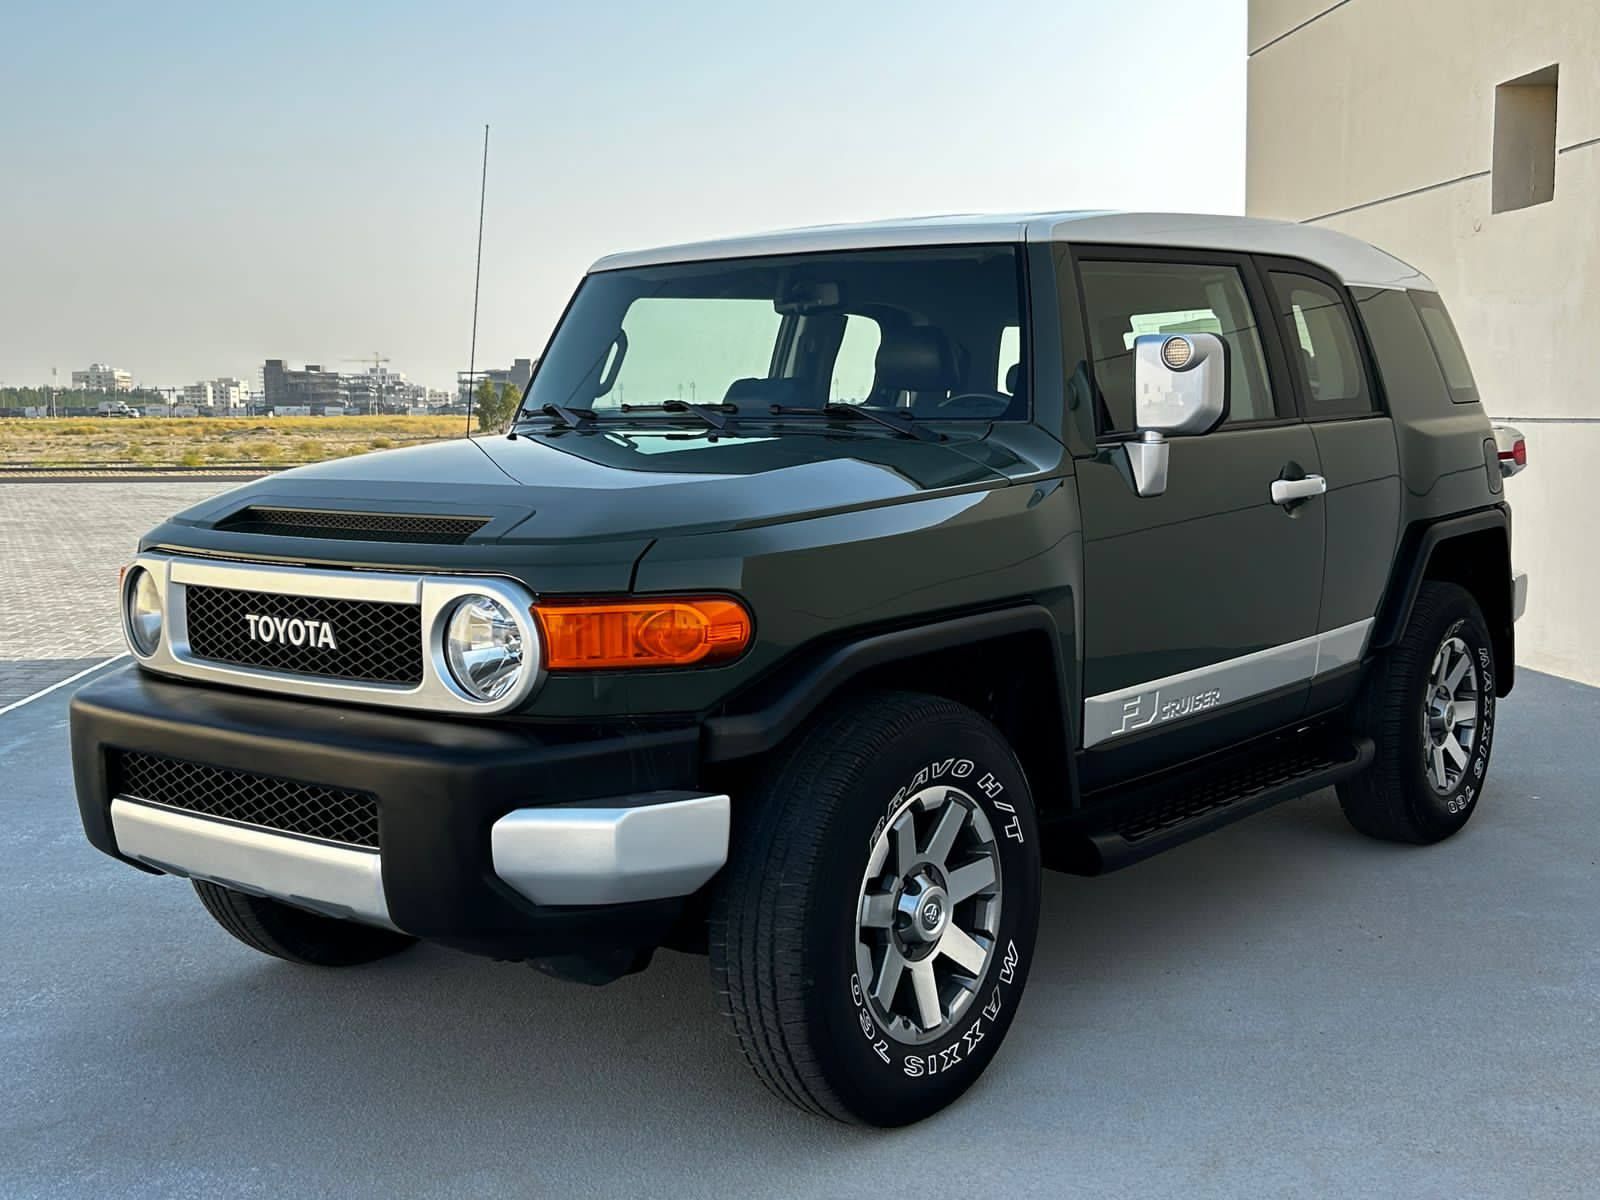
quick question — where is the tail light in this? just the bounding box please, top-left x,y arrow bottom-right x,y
1493,424 -> 1527,478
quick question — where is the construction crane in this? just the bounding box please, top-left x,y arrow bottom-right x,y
341,353 -> 391,414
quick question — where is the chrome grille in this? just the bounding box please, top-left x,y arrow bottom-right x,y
112,750 -> 379,848
184,585 -> 423,684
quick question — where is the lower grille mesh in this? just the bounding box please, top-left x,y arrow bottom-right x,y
112,750 -> 379,848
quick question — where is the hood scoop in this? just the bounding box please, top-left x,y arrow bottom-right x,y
216,506 -> 490,545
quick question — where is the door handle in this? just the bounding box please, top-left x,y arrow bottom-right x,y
1271,474 -> 1327,504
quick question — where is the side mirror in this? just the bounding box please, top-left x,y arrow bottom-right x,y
1124,333 -> 1228,497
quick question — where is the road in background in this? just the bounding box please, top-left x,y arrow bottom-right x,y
0,480 -> 234,705
3,660 -> 1596,1198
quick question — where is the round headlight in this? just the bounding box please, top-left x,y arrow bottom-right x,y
444,595 -> 525,702
124,566 -> 163,656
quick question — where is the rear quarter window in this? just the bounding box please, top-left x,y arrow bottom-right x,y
1410,291 -> 1481,404
1351,286 -> 1454,414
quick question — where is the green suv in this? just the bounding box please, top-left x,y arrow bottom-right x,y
71,212 -> 1528,1126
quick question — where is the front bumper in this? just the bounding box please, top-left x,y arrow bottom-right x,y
71,668 -> 726,959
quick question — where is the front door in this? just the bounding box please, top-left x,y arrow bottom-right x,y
1068,249 -> 1327,786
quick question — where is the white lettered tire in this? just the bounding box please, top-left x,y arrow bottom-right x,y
710,690 -> 1041,1125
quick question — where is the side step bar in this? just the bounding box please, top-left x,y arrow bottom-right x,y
1049,730 -> 1375,876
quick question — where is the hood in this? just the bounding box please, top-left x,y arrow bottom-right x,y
171,426 -> 1015,545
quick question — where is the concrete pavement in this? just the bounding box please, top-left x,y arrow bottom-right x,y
3,660 -> 1596,1198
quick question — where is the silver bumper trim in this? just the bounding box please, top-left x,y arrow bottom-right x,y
491,792 -> 731,906
1512,570 -> 1528,622
110,798 -> 395,929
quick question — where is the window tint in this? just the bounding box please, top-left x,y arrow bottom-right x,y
830,314 -> 881,404
1078,260 -> 1276,432
1269,272 -> 1373,418
1352,286 -> 1452,410
1411,291 -> 1481,404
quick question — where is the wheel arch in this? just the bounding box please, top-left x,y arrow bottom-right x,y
702,605 -> 1077,817
1374,508 -> 1514,696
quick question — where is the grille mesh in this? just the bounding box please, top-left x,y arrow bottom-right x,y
218,507 -> 488,544
113,750 -> 379,848
184,585 -> 423,684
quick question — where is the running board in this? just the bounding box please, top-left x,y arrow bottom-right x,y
1049,730 -> 1374,875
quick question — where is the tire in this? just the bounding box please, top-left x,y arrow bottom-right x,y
1338,581 -> 1497,844
710,690 -> 1041,1126
192,880 -> 418,966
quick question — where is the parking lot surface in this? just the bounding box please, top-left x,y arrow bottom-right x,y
3,659 -> 1597,1198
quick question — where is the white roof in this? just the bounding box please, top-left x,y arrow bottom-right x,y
589,211 -> 1433,291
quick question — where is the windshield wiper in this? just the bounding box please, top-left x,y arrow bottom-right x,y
767,403 -> 943,442
619,399 -> 737,431
529,402 -> 597,429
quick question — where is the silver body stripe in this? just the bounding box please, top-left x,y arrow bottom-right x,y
1083,618 -> 1374,748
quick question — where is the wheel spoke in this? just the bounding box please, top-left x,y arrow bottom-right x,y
946,858 -> 996,904
937,925 -> 987,975
872,945 -> 907,1010
923,800 -> 965,868
1432,647 -> 1450,687
859,892 -> 895,929
1430,744 -> 1449,787
1444,734 -> 1469,768
890,812 -> 918,875
1445,653 -> 1471,693
909,959 -> 942,1030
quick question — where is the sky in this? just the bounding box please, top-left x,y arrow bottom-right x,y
0,1 -> 1247,392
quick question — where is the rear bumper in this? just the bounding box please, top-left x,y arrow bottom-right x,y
71,667 -> 724,959
1512,570 -> 1528,623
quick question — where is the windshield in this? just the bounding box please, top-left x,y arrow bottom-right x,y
525,245 -> 1027,422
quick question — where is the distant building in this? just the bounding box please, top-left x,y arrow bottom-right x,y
345,365 -> 426,414
458,357 -> 535,406
212,377 -> 249,412
262,360 -> 347,414
72,363 -> 134,392
182,381 -> 215,410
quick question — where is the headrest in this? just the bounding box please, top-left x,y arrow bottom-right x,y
1005,362 -> 1020,395
723,377 -> 803,408
875,328 -> 960,393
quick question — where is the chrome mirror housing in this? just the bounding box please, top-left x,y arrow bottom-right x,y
1124,333 -> 1229,498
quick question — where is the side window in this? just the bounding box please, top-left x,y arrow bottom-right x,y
1268,272 -> 1374,419
1077,260 -> 1277,433
1411,291 -> 1481,404
829,314 -> 882,404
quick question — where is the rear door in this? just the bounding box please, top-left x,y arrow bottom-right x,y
1069,247 -> 1326,785
1259,259 -> 1400,710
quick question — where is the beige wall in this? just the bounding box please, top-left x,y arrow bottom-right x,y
1248,0 -> 1600,683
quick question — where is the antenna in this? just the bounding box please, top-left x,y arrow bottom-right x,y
465,124 -> 489,437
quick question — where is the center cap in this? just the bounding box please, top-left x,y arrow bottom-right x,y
912,886 -> 949,940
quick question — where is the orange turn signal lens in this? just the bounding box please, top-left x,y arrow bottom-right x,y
533,598 -> 752,670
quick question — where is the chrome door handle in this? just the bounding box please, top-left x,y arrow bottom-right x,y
1271,474 -> 1328,504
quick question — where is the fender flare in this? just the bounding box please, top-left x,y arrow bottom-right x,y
702,605 -> 1071,765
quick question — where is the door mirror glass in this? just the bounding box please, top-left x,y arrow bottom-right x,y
1133,333 -> 1228,435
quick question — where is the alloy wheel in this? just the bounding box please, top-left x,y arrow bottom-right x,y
1423,634 -> 1480,794
854,785 -> 1004,1044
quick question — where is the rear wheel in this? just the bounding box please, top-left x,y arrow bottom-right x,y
710,691 -> 1041,1126
192,881 -> 417,966
1339,582 -> 1497,844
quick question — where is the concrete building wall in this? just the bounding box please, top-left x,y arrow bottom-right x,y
1248,0 -> 1600,683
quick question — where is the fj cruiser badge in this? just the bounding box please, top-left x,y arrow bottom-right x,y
244,613 -> 339,650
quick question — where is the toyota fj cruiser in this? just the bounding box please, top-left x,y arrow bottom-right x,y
71,212 -> 1528,1126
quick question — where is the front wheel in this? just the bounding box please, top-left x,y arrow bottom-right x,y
1339,582 -> 1497,844
710,690 -> 1041,1126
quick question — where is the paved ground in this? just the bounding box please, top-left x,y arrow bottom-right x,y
2,658 -> 1596,1198
0,481 -> 235,704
